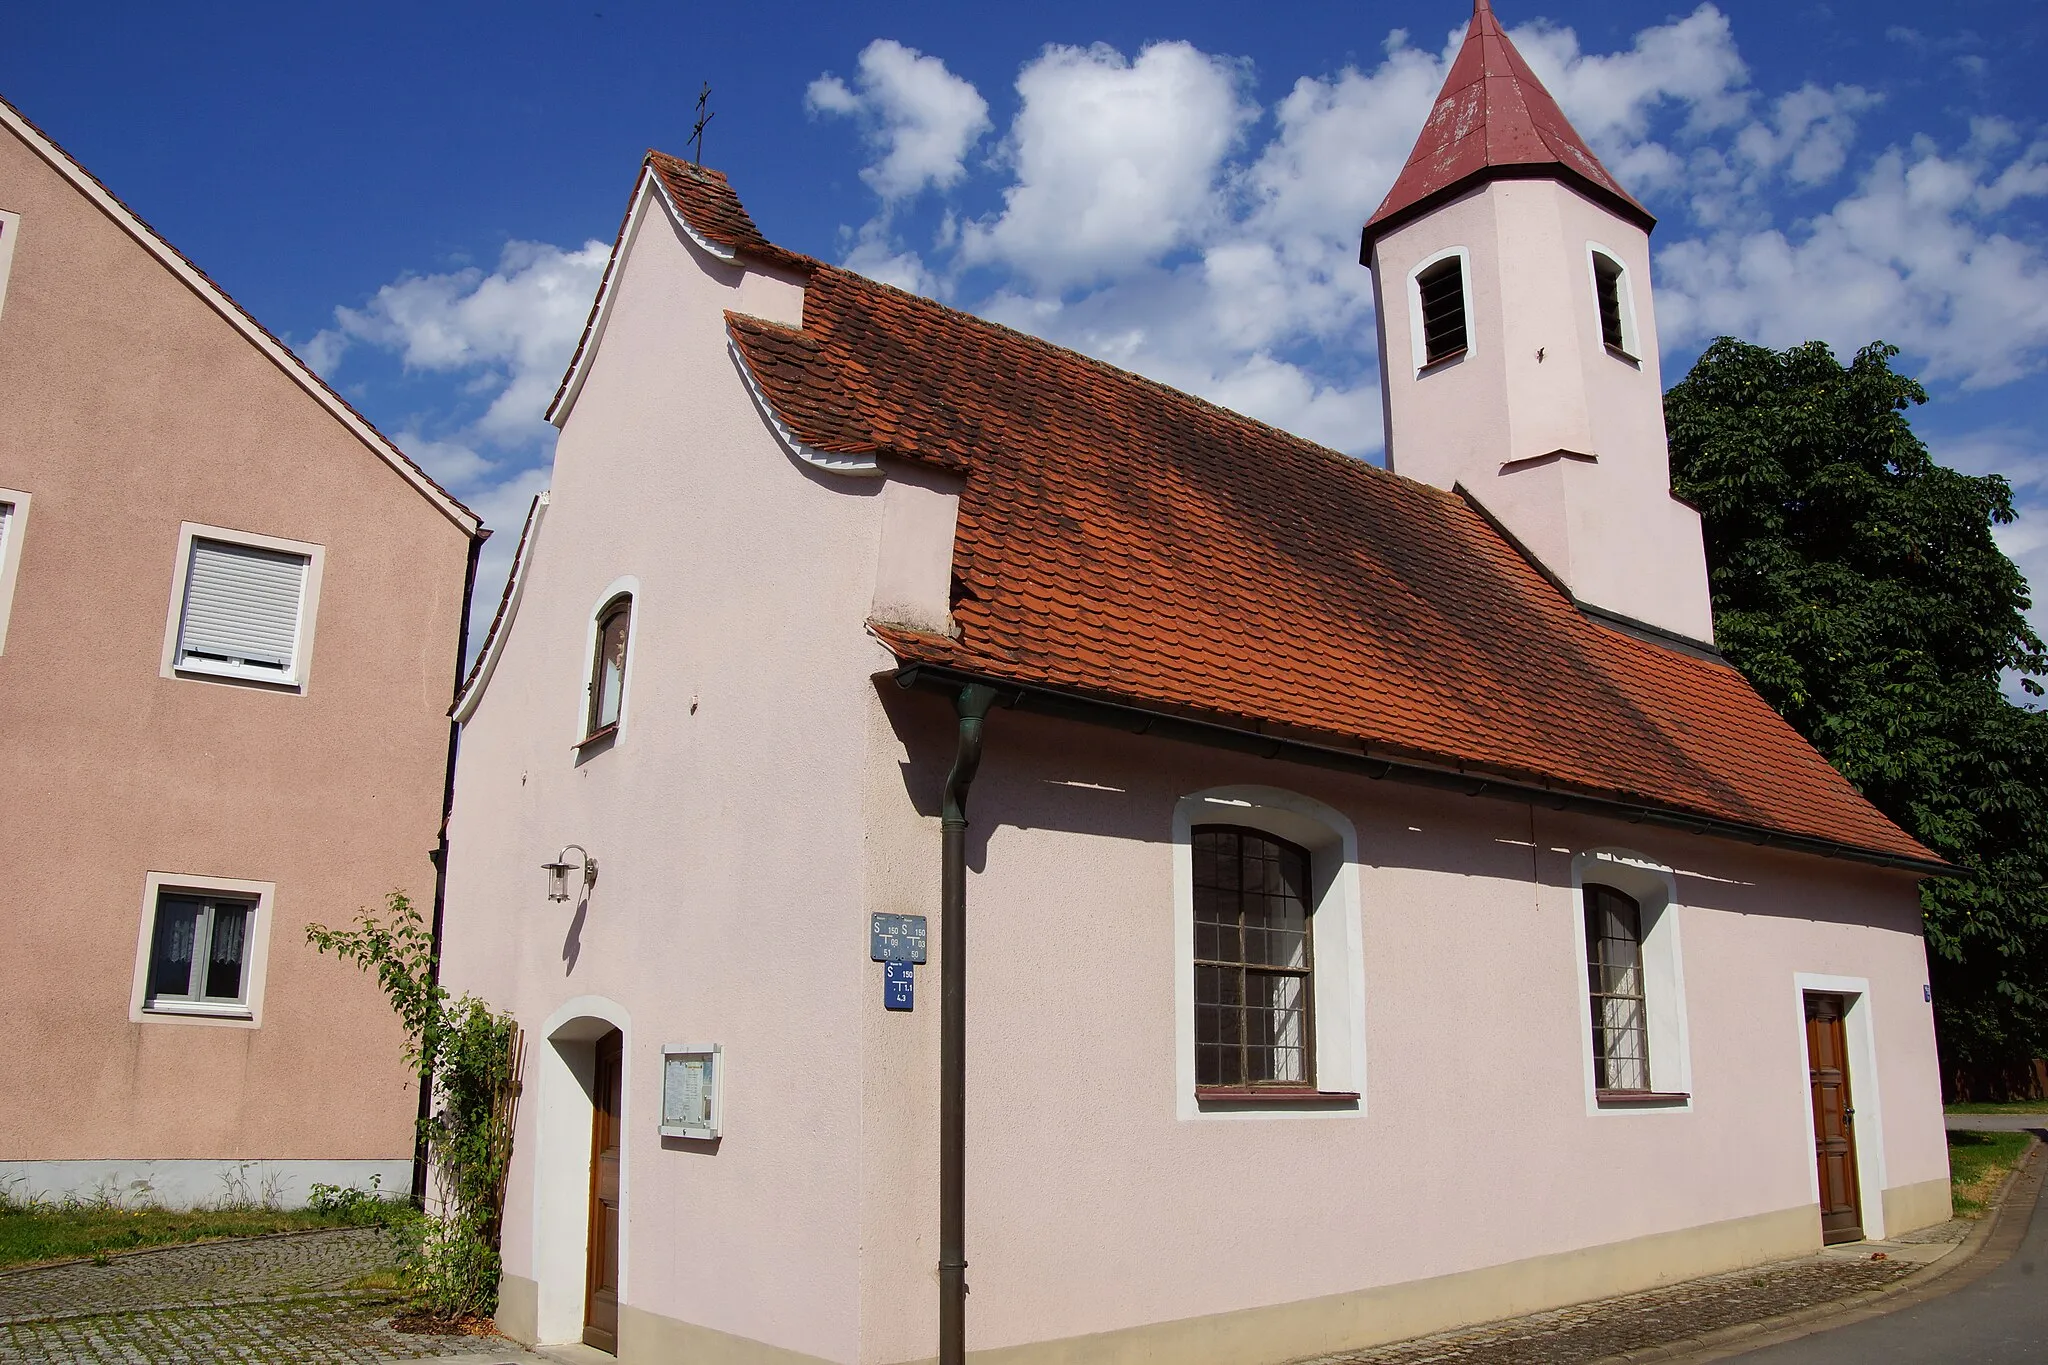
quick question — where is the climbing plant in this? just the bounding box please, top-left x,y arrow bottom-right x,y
308,892 -> 522,1320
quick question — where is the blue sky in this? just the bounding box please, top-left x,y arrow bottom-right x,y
10,0 -> 2048,655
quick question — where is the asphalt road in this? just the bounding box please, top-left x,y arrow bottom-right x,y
1727,1153 -> 2048,1363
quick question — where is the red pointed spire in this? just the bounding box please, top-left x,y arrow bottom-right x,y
1360,0 -> 1652,260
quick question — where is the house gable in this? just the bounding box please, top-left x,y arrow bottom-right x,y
0,95 -> 479,538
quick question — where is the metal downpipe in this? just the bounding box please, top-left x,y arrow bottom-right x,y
940,683 -> 997,1365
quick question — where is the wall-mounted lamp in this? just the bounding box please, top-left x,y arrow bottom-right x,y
543,844 -> 597,902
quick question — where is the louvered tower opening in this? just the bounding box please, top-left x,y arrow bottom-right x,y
1417,257 -> 1467,365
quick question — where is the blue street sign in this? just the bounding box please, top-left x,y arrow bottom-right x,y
871,913 -> 928,964
884,961 -> 915,1011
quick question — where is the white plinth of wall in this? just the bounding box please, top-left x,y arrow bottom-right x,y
0,1158 -> 411,1209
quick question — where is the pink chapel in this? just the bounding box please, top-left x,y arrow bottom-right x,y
440,3 -> 1953,1362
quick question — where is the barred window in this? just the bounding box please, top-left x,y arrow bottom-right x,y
1194,826 -> 1314,1090
1585,884 -> 1650,1092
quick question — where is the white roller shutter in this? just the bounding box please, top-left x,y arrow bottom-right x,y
176,538 -> 308,676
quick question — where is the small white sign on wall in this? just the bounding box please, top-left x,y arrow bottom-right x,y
661,1043 -> 721,1139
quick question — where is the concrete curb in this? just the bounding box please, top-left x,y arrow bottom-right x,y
1596,1134 -> 2045,1365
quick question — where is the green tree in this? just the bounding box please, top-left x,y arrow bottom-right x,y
1667,338 -> 2048,1089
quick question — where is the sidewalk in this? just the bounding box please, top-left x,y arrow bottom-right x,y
1297,1143 -> 2039,1365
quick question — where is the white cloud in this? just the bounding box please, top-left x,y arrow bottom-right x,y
806,40 -> 990,204
313,238 -> 609,451
1516,5 -> 1750,152
957,41 -> 1259,288
311,238 -> 609,654
1734,84 -> 1879,187
1659,138 -> 2048,390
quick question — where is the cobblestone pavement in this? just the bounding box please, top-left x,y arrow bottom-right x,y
0,1299 -> 517,1364
0,1229 -> 393,1324
0,1229 -> 519,1364
1296,1243 -> 1934,1365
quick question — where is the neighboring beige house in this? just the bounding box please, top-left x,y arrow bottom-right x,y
442,5 -> 1950,1363
0,96 -> 483,1207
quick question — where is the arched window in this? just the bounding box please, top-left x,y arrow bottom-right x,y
585,594 -> 631,740
1193,825 -> 1315,1089
1415,255 -> 1469,367
1584,883 -> 1649,1092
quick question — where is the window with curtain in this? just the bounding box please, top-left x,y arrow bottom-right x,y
586,595 -> 632,739
1416,256 -> 1468,365
146,892 -> 254,1011
1585,883 -> 1650,1091
1193,826 -> 1315,1090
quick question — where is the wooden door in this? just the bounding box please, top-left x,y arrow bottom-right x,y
584,1030 -> 623,1352
1805,993 -> 1863,1244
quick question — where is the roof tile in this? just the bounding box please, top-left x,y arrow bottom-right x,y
1362,0 -> 1652,254
730,262 -> 1930,866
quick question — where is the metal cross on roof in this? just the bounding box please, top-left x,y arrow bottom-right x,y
690,83 -> 715,166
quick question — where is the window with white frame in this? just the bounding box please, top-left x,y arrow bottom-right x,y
1194,826 -> 1315,1089
144,890 -> 256,1014
171,534 -> 312,684
1588,247 -> 1639,359
1574,850 -> 1691,1108
0,209 -> 19,326
0,488 -> 26,655
1585,884 -> 1650,1090
584,593 -> 632,741
1409,249 -> 1471,371
1174,786 -> 1368,1115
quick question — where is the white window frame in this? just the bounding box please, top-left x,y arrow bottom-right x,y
158,522 -> 324,692
1586,243 -> 1642,361
129,872 -> 275,1028
1789,972 -> 1891,1239
0,208 -> 20,326
1407,245 -> 1475,375
0,487 -> 30,656
1172,785 -> 1369,1120
1571,849 -> 1693,1113
573,575 -> 641,752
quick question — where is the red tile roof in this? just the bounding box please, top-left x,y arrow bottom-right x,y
646,152 -> 814,274
651,154 -> 1934,869
1361,0 -> 1652,257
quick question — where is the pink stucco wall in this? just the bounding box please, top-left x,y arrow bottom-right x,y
441,183 -> 886,1361
443,172 -> 1944,1365
1372,179 -> 1715,644
853,703 -> 1943,1356
0,121 -> 473,1172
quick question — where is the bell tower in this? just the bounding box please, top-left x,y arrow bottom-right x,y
1362,0 -> 1714,646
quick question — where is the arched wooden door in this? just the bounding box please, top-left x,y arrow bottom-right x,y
584,1030 -> 623,1352
1805,993 -> 1863,1244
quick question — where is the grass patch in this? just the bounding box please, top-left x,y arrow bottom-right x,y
0,1186 -> 405,1269
1946,1100 -> 2048,1114
1949,1129 -> 2032,1218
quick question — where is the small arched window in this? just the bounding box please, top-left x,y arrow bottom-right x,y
1584,883 -> 1649,1092
1415,255 -> 1469,367
1193,825 -> 1315,1089
586,594 -> 631,740
1590,249 -> 1637,358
